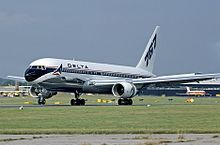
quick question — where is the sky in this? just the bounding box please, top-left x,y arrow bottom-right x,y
0,0 -> 220,77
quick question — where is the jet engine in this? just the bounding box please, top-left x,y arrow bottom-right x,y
29,86 -> 57,98
112,82 -> 137,98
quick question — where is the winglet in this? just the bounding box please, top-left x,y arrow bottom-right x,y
136,26 -> 160,73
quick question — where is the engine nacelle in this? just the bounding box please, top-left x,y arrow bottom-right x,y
29,86 -> 39,98
112,82 -> 137,98
29,86 -> 57,99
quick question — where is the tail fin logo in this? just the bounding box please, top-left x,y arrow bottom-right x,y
53,64 -> 62,75
144,34 -> 157,66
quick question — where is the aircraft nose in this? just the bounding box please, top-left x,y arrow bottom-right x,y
24,67 -> 48,82
24,68 -> 36,82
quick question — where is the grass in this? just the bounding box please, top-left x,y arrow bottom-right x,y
1,94 -> 220,134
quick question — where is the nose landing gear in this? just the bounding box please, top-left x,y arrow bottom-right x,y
38,93 -> 46,105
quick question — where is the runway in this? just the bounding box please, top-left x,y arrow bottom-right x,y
0,104 -> 68,108
0,103 -> 217,108
0,104 -> 145,108
1,134 -> 220,145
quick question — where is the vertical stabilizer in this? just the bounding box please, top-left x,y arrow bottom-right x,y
136,26 -> 160,73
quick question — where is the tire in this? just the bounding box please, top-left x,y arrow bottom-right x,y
70,99 -> 75,105
118,99 -> 122,105
80,99 -> 85,105
70,99 -> 84,106
38,98 -> 46,105
128,99 -> 133,105
118,98 -> 133,105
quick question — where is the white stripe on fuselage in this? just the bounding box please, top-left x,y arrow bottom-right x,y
30,58 -> 155,83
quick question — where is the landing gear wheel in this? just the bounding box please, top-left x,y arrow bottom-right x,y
70,99 -> 75,105
118,98 -> 133,105
38,97 -> 46,105
128,99 -> 133,105
70,99 -> 79,105
118,99 -> 122,105
80,99 -> 85,105
70,99 -> 86,106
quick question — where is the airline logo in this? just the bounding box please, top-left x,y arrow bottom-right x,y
53,64 -> 62,75
67,63 -> 89,69
144,34 -> 157,66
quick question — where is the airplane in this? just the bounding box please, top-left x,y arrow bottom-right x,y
185,86 -> 206,96
8,26 -> 220,105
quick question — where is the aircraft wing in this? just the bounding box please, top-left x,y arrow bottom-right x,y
88,73 -> 220,87
7,75 -> 26,82
132,73 -> 220,86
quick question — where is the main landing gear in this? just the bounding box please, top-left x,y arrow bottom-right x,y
118,98 -> 133,105
70,99 -> 85,106
70,91 -> 86,106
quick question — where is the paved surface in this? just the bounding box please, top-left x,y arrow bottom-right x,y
0,134 -> 220,145
0,104 -> 149,108
0,103 -> 218,109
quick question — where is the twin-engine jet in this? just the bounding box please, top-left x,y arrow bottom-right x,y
8,26 -> 220,105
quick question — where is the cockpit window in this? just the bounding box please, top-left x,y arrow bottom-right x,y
31,66 -> 37,69
30,65 -> 46,70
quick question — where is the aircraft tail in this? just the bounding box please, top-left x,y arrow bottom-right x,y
136,26 -> 160,73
